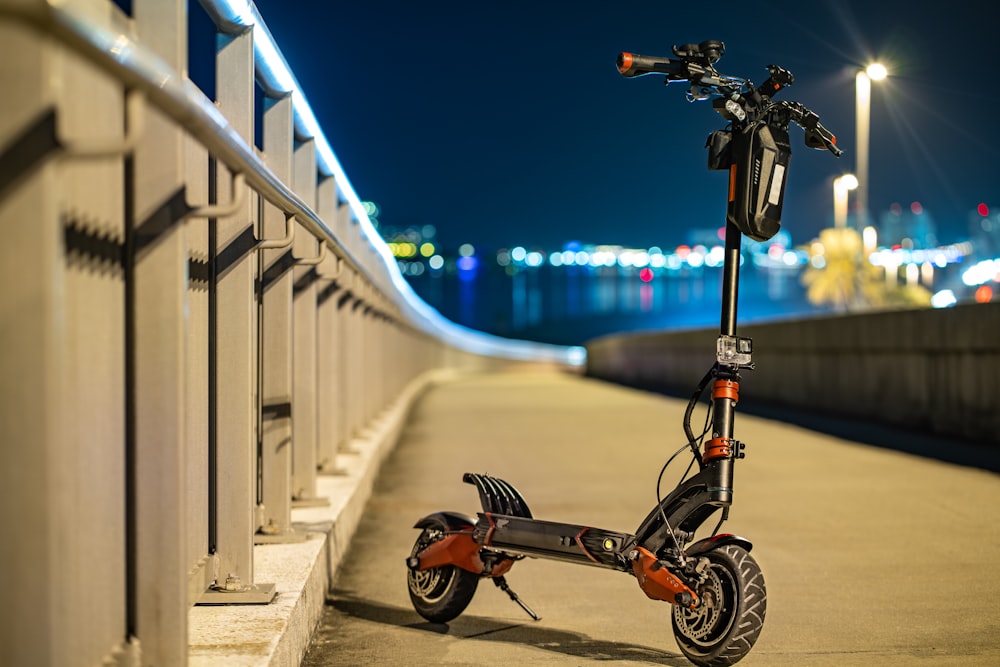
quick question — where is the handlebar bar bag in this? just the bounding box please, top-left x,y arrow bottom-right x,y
706,129 -> 733,171
727,122 -> 791,242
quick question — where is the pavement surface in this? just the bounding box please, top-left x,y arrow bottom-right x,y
302,369 -> 1000,666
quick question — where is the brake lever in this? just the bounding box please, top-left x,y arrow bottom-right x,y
806,125 -> 843,156
781,101 -> 842,157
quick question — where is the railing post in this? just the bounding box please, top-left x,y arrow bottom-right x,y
2,14 -> 79,666
131,0 -> 189,662
200,23 -> 274,602
257,92 -> 299,540
291,137 -> 326,504
338,269 -> 359,449
348,281 -> 365,442
316,176 -> 342,471
367,283 -> 381,421
334,196 -> 354,453
183,119 -> 212,603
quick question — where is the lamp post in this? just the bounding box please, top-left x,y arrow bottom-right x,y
833,173 -> 858,229
855,63 -> 887,230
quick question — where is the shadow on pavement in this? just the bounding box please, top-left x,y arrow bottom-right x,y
323,594 -> 690,666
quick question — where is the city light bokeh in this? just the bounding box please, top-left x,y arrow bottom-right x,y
373,199 -> 999,346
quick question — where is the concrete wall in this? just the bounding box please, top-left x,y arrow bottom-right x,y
586,303 -> 1000,444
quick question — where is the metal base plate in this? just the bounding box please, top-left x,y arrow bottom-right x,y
254,529 -> 310,544
197,582 -> 277,605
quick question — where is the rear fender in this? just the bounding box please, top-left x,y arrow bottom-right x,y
685,533 -> 753,557
413,511 -> 476,532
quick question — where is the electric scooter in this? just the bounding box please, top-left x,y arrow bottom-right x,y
405,40 -> 842,667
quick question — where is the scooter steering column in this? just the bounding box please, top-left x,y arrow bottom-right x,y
704,376 -> 739,505
705,221 -> 745,505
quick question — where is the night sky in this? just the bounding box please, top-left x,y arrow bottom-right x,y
250,0 -> 999,252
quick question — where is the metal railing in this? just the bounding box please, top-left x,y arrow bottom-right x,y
0,1 -> 583,665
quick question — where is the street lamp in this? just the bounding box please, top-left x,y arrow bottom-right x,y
855,63 -> 887,230
833,173 -> 858,228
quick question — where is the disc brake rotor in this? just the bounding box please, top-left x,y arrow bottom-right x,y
408,567 -> 444,597
408,530 -> 449,598
673,568 -> 724,641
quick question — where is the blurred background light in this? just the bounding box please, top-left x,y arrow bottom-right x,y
866,62 -> 888,80
931,290 -> 957,308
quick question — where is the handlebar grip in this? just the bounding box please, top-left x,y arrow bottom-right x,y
617,52 -> 684,78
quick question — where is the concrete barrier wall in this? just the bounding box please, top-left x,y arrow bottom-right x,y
586,303 -> 1000,444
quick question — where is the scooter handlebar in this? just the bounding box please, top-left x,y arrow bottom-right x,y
617,52 -> 687,78
619,47 -> 843,158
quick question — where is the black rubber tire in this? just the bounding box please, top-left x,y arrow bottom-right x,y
406,527 -> 479,623
671,544 -> 767,666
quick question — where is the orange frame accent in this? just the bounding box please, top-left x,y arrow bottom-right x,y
415,531 -> 483,574
415,529 -> 514,577
630,546 -> 698,607
573,527 -> 602,564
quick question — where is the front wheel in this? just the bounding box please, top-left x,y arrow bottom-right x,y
672,544 -> 766,666
406,527 -> 479,623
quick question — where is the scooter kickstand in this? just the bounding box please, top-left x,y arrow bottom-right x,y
493,576 -> 541,621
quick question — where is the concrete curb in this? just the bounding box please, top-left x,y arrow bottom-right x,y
187,369 -> 454,666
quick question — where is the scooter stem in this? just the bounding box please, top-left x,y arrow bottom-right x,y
720,220 -> 742,337
707,220 -> 744,505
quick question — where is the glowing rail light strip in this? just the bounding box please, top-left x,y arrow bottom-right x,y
19,0 -> 582,365
208,1 -> 372,228
205,0 -> 583,365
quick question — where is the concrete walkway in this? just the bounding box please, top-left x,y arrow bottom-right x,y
302,369 -> 1000,666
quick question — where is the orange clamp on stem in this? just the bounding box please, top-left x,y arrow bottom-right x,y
712,379 -> 739,403
703,437 -> 734,462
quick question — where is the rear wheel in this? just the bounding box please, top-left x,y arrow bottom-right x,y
671,544 -> 766,666
406,527 -> 479,623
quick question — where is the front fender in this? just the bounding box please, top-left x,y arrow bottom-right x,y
685,533 -> 753,557
413,510 -> 477,532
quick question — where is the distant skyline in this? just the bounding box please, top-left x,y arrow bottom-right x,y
251,0 -> 999,251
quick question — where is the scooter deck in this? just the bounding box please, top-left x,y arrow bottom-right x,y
476,513 -> 634,571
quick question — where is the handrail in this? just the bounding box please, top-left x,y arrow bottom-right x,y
188,171 -> 246,219
0,0 -> 585,366
296,241 -> 328,266
257,213 -> 296,250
